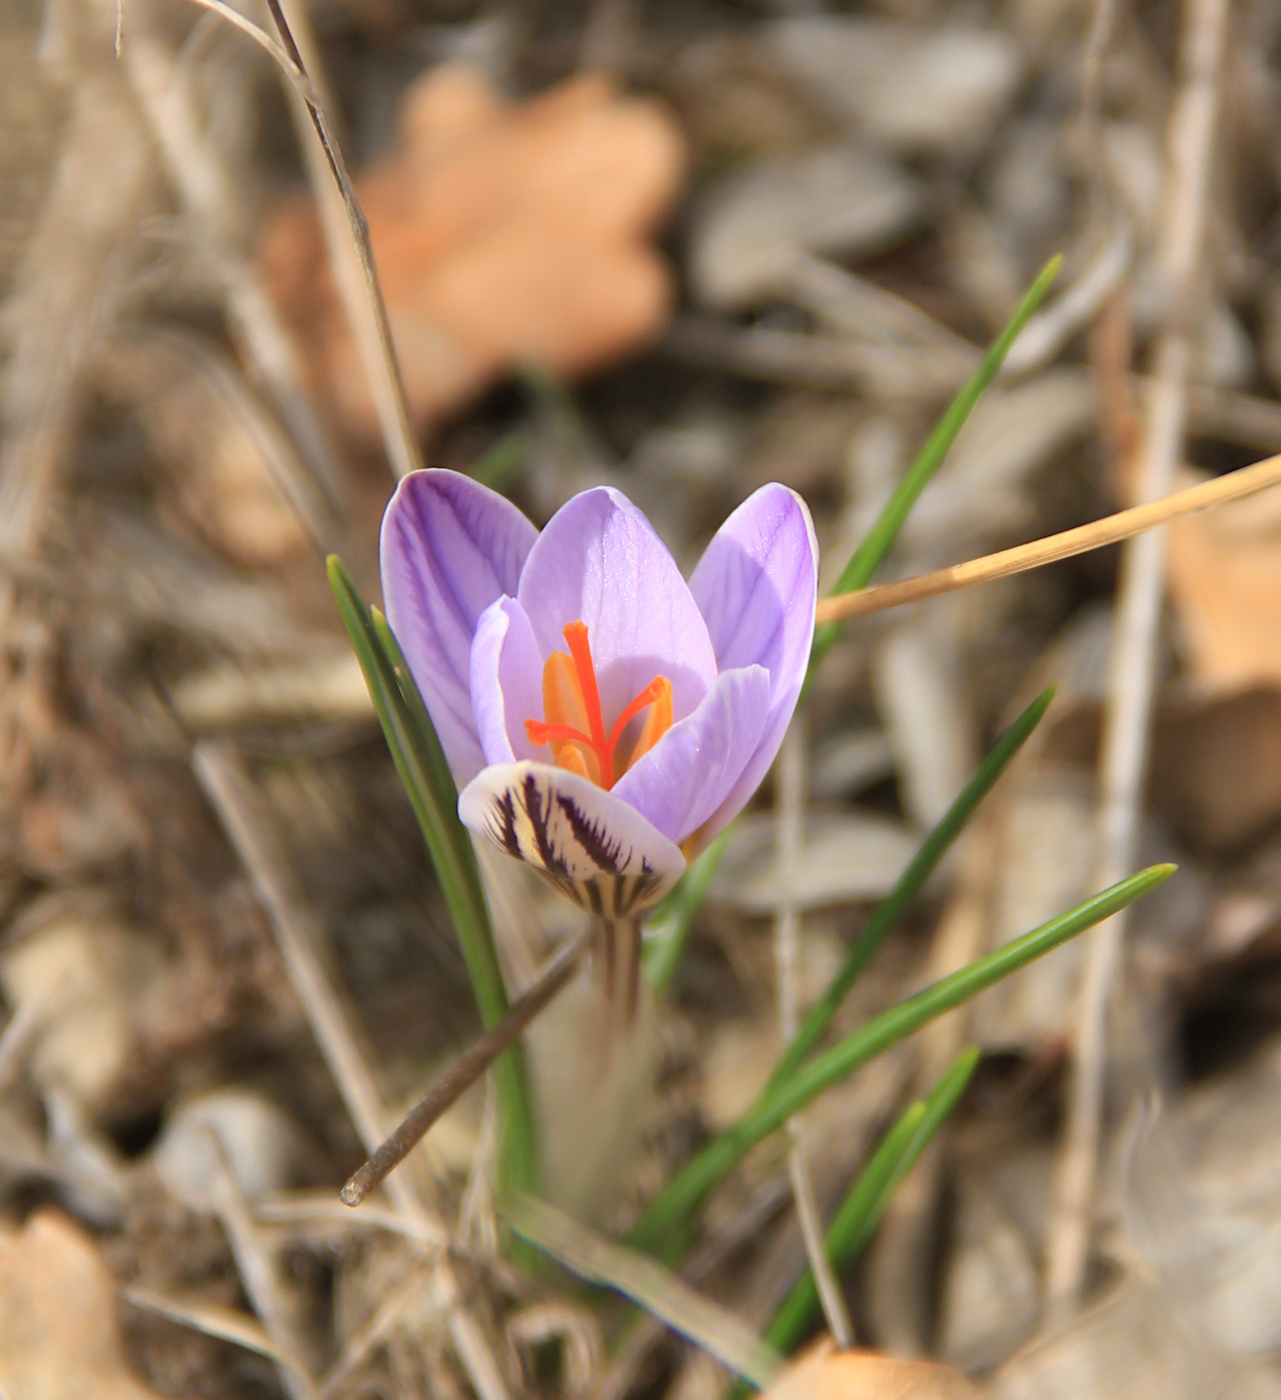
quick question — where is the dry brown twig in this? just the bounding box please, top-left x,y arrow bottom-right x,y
340,930 -> 591,1209
813,452 -> 1281,625
1045,0 -> 1232,1319
176,0 -> 424,481
271,0 -> 419,483
193,743 -> 515,1400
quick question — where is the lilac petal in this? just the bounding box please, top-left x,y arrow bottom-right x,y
470,596 -> 545,767
611,666 -> 771,845
685,484 -> 817,841
688,483 -> 818,704
516,488 -> 717,729
381,470 -> 538,784
696,688 -> 802,844
459,761 -> 686,917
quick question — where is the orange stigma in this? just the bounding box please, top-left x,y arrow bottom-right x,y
525,621 -> 673,789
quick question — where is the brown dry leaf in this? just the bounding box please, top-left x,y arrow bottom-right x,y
764,1339 -> 984,1400
0,1209 -> 175,1400
261,65 -> 686,434
1166,467 -> 1281,690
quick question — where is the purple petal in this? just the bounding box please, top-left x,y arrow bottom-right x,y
470,597 -> 545,767
381,470 -> 538,784
611,666 -> 771,844
516,488 -> 717,731
459,761 -> 686,917
686,485 -> 817,840
696,687 -> 803,844
688,483 -> 818,703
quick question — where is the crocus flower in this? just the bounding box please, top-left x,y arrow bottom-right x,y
380,470 -> 817,921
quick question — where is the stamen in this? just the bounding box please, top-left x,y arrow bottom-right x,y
605,677 -> 673,772
524,622 -> 673,790
563,622 -> 610,781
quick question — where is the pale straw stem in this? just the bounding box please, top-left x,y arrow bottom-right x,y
1044,0 -> 1230,1318
774,719 -> 854,1347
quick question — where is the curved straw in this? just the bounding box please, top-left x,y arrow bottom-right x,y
815,452 -> 1281,625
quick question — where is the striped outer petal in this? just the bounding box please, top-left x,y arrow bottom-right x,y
458,761 -> 686,919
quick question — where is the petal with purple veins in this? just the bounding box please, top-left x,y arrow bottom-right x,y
611,665 -> 772,845
516,488 -> 717,730
688,483 -> 818,706
470,596 -> 546,767
459,761 -> 686,918
381,469 -> 538,784
685,484 -> 817,842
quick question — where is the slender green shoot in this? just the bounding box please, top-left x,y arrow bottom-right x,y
766,686 -> 1055,1097
764,1047 -> 980,1358
650,260 -> 1064,1000
808,255 -> 1062,677
628,862 -> 1173,1253
327,556 -> 538,1198
644,831 -> 731,997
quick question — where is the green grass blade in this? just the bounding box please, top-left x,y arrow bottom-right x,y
809,255 -> 1062,677
764,1047 -> 979,1357
628,862 -> 1173,1252
640,261 -> 1063,1006
327,556 -> 538,1197
643,831 -> 730,997
767,686 -> 1055,1096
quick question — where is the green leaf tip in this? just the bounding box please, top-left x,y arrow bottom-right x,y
808,256 -> 1064,679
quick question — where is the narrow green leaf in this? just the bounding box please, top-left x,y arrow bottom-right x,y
808,255 -> 1062,676
767,686 -> 1055,1096
764,1047 -> 979,1357
643,831 -> 730,997
327,556 -> 538,1197
628,862 -> 1174,1252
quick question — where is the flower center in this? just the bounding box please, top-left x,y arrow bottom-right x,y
524,620 -> 673,789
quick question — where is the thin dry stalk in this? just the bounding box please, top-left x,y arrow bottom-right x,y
1000,221 -> 1132,378
192,741 -> 434,1228
866,817 -> 997,1354
779,254 -> 980,373
317,1262 -> 438,1400
664,316 -> 963,396
193,742 -> 515,1400
1045,0 -> 1231,1318
123,1286 -> 310,1376
121,20 -> 348,519
177,0 -> 424,480
773,719 -> 853,1348
272,0 -> 421,482
0,58 -> 151,562
813,451 -> 1281,625
208,1141 -> 318,1400
121,325 -> 340,555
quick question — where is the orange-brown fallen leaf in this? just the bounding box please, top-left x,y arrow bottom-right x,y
261,65 -> 686,436
0,1210 -> 173,1400
764,1339 -> 983,1400
1166,467 -> 1281,690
